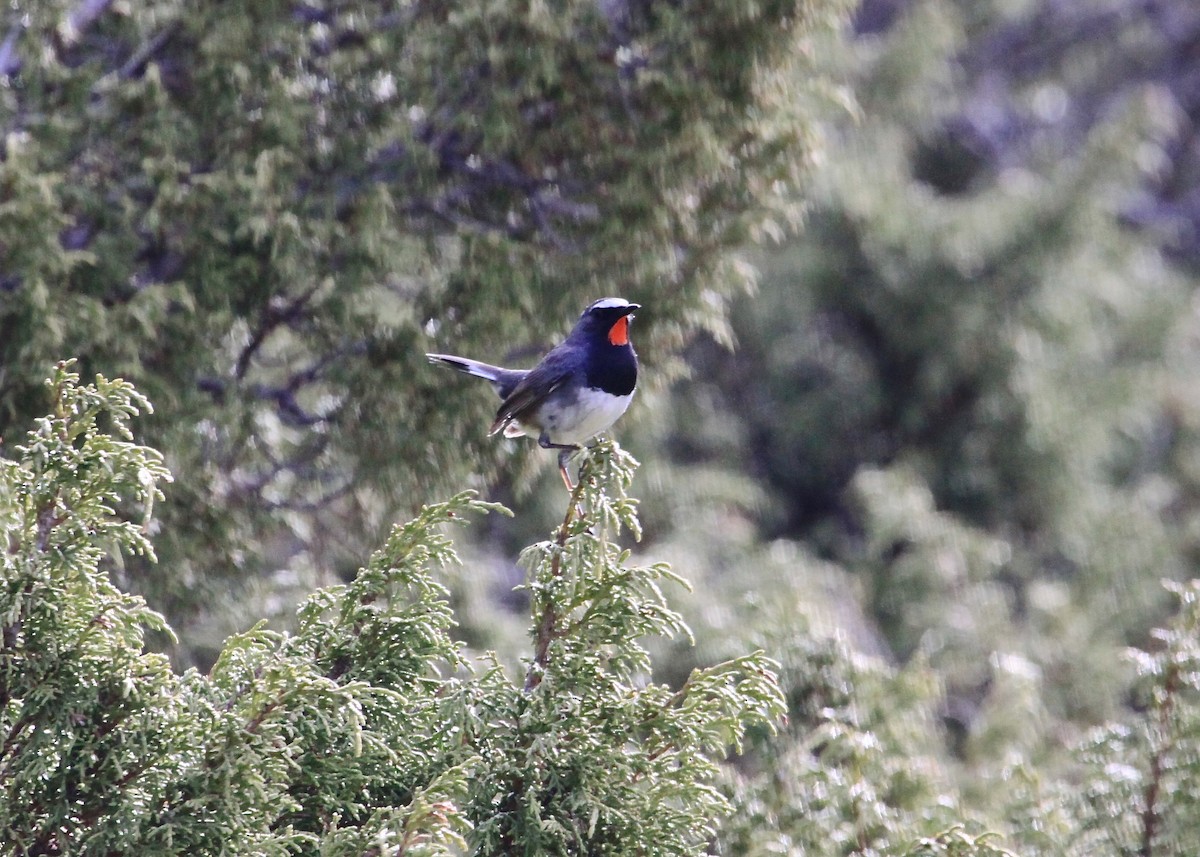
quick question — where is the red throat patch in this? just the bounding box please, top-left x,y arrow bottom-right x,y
608,316 -> 630,346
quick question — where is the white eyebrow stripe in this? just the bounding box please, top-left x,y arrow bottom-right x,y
589,297 -> 633,310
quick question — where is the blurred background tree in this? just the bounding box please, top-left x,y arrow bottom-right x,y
641,0 -> 1200,850
8,0 -> 1200,852
0,0 -> 838,662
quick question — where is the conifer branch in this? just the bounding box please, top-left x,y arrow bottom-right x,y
1140,658 -> 1180,857
524,470 -> 589,692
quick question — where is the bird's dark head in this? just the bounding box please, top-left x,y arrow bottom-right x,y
575,297 -> 641,346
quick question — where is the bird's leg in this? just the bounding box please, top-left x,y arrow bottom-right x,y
539,434 -> 582,491
555,448 -> 588,522
557,448 -> 576,491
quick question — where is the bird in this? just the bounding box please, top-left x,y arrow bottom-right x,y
427,297 -> 640,489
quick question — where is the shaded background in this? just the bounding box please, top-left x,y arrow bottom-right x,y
5,0 -> 1200,852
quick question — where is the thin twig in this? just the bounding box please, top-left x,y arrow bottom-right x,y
235,283 -> 323,380
524,473 -> 589,692
116,22 -> 178,80
1141,659 -> 1180,857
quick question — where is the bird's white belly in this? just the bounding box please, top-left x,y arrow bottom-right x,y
542,387 -> 634,446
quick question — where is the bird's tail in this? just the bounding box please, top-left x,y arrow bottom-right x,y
426,353 -> 505,381
426,353 -> 525,398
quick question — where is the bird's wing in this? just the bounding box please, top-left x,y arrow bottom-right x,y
488,345 -> 578,436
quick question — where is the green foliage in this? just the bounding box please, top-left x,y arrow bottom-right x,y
145,488 -> 499,855
718,619 -> 966,856
0,362 -> 181,854
13,0 -> 1200,854
647,0 -> 1199,840
467,443 -> 785,854
1072,580 -> 1200,857
694,534 -> 1200,857
0,0 -> 843,651
902,828 -> 1018,857
0,372 -> 784,855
